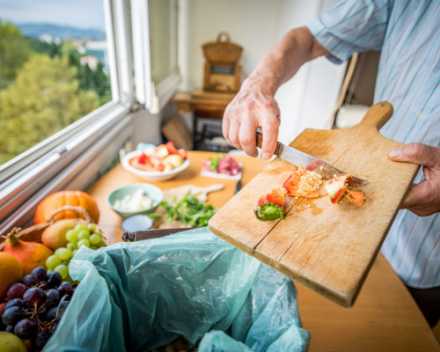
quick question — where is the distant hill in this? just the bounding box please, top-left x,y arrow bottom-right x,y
14,22 -> 105,41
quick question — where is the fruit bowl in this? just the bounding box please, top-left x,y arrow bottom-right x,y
122,150 -> 190,181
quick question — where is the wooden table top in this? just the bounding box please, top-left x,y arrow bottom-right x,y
88,151 -> 439,352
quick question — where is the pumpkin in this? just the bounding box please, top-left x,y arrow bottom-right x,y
2,230 -> 53,274
0,252 -> 23,299
34,191 -> 99,224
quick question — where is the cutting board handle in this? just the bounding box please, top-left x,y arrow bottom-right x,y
357,101 -> 393,131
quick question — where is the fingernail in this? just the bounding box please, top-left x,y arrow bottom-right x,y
388,149 -> 401,158
262,152 -> 271,160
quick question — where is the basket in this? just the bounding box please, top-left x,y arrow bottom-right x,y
202,32 -> 243,64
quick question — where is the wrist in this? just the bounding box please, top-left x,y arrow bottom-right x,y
242,73 -> 279,97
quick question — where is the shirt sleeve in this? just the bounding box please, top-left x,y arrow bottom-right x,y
307,0 -> 393,64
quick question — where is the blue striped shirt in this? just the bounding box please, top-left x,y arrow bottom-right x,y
307,0 -> 440,288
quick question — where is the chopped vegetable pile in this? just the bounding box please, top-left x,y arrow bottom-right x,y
255,166 -> 366,221
202,155 -> 241,176
256,188 -> 288,221
160,194 -> 215,227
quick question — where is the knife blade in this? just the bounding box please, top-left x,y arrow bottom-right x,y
256,130 -> 366,185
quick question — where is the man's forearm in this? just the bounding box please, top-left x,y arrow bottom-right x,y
246,27 -> 327,96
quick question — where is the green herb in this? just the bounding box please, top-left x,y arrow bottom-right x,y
255,203 -> 285,221
209,157 -> 220,172
160,194 -> 215,227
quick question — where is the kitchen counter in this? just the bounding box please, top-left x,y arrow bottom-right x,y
89,151 -> 439,352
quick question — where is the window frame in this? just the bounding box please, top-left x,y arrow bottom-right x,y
0,0 -> 135,231
131,0 -> 180,113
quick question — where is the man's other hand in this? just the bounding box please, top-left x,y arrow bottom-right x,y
389,143 -> 440,216
222,78 -> 280,159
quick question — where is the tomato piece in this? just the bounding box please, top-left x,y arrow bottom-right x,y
156,162 -> 165,172
258,195 -> 269,206
166,141 -> 177,154
137,153 -> 149,165
330,187 -> 347,204
283,172 -> 301,196
346,190 -> 366,207
177,148 -> 188,159
267,188 -> 286,207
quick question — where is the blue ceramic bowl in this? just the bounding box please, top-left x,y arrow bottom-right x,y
108,183 -> 163,218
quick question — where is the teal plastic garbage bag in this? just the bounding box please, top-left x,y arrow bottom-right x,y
44,228 -> 309,352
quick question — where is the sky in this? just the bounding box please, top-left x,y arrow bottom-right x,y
0,0 -> 105,29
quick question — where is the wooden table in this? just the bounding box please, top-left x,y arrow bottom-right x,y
89,151 -> 439,352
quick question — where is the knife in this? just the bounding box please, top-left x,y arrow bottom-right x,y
122,227 -> 194,242
256,130 -> 366,185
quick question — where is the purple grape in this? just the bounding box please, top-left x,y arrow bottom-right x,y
46,289 -> 60,307
5,325 -> 14,333
2,306 -> 25,325
40,281 -> 50,291
31,266 -> 47,282
23,287 -> 46,306
22,274 -> 35,287
45,307 -> 58,321
58,282 -> 74,296
5,298 -> 25,310
58,298 -> 70,314
14,318 -> 37,339
47,271 -> 62,288
6,283 -> 27,300
35,330 -> 52,349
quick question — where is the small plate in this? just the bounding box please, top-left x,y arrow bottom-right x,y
122,214 -> 154,233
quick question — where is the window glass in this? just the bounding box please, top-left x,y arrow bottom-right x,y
0,0 -> 112,165
149,0 -> 178,84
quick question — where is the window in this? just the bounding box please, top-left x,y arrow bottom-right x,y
149,0 -> 178,85
132,0 -> 179,113
0,0 -> 133,230
0,0 -> 112,165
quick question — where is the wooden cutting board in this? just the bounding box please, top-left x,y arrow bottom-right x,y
209,102 -> 418,307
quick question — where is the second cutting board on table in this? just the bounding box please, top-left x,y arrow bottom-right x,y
209,102 -> 418,307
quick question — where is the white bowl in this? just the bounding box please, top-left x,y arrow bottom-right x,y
122,150 -> 190,181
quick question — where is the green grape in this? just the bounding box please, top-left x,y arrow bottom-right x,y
46,255 -> 61,270
88,223 -> 97,232
66,229 -> 78,243
54,264 -> 69,280
67,243 -> 76,251
89,233 -> 101,246
78,229 -> 90,240
74,223 -> 88,232
78,239 -> 90,248
55,247 -> 73,261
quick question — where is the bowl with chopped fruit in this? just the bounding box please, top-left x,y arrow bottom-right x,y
122,142 -> 189,181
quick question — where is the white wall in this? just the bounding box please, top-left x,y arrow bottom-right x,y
181,0 -> 346,144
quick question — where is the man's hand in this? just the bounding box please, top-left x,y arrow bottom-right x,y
223,79 -> 280,159
389,144 -> 440,216
222,27 -> 328,159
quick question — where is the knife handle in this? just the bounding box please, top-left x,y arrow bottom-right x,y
256,128 -> 282,156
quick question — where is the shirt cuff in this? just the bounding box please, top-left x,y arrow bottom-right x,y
306,18 -> 352,65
